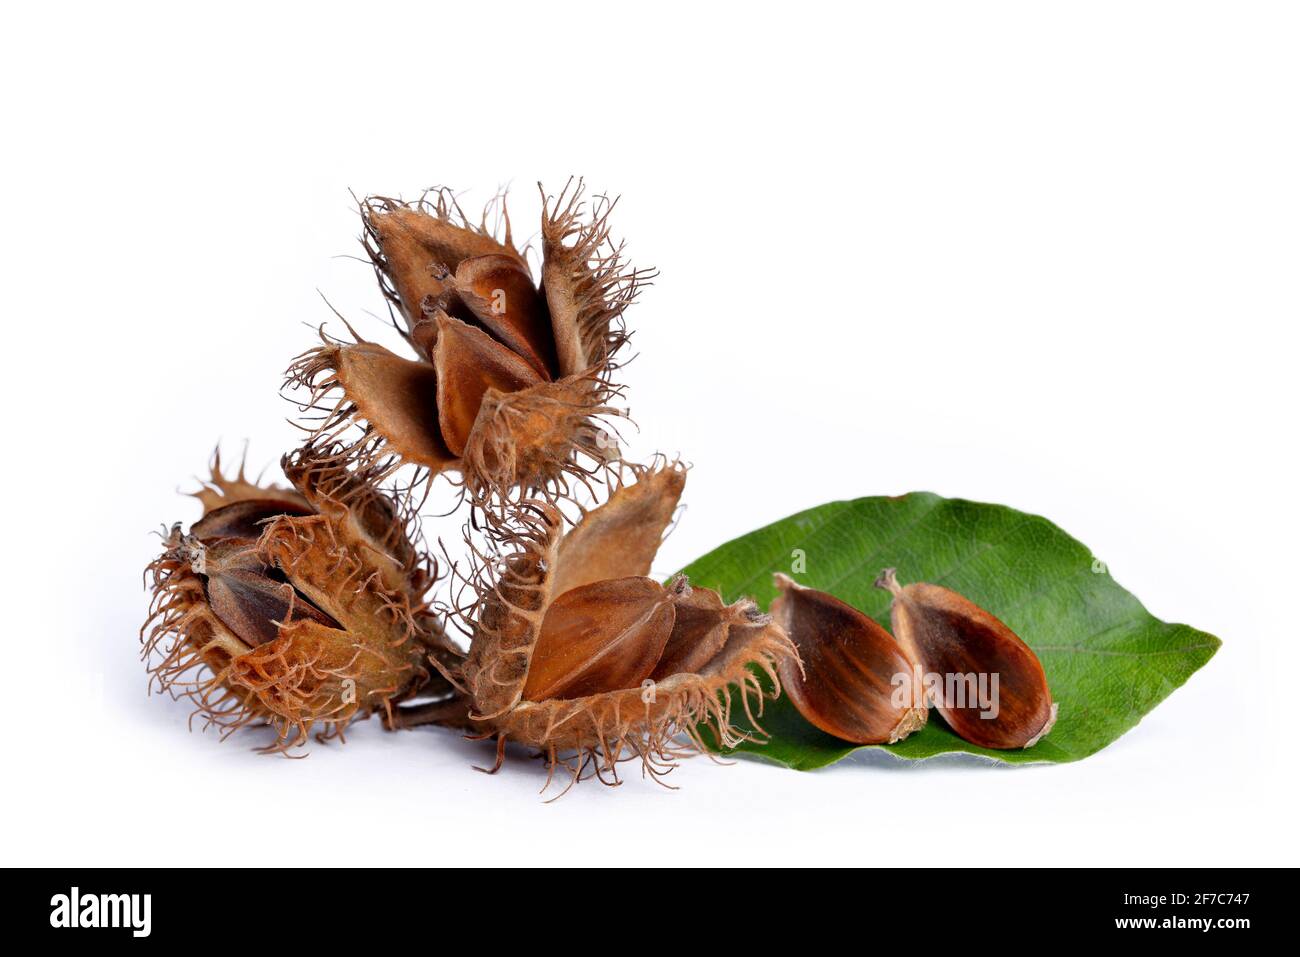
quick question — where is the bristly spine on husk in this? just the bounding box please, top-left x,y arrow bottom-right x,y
538,179 -> 647,379
141,448 -> 461,753
282,179 -> 654,524
450,460 -> 796,796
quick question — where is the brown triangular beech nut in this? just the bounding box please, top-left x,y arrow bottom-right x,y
201,541 -> 342,648
876,568 -> 1058,750
431,312 -> 545,456
651,582 -> 732,679
448,255 -> 556,380
522,576 -> 677,701
771,574 -> 927,744
190,498 -> 314,543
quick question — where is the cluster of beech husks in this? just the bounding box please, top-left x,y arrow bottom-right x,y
141,179 -> 1055,789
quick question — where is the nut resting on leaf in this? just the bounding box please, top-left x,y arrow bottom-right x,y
447,461 -> 798,794
142,449 -> 462,751
876,568 -> 1058,750
771,574 -> 927,744
285,180 -> 652,508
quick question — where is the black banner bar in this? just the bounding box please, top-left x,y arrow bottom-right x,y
8,867 -> 1288,942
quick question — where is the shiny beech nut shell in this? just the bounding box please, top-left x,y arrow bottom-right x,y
522,576 -> 677,701
650,584 -> 730,679
448,254 -> 556,379
771,574 -> 927,744
189,497 -> 315,543
200,539 -> 342,648
876,568 -> 1058,750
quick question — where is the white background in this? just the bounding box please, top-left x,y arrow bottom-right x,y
3,1 -> 1296,867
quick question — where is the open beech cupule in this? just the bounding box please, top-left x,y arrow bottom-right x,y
142,448 -> 463,751
446,461 -> 797,792
285,180 -> 652,512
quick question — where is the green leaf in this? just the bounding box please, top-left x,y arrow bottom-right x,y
678,492 -> 1219,769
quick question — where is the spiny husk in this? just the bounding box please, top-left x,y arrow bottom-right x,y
279,438 -> 437,597
142,449 -> 460,752
539,178 -> 642,378
453,461 -> 795,794
457,373 -> 623,519
489,592 -> 790,793
188,446 -> 308,515
283,180 -> 651,516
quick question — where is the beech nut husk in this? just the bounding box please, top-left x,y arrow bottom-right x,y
876,568 -> 1058,750
285,179 -> 651,509
450,460 -> 797,791
141,448 -> 461,751
771,574 -> 927,744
